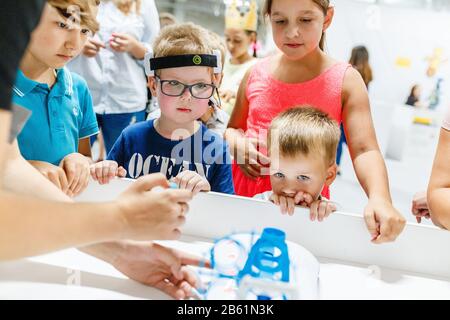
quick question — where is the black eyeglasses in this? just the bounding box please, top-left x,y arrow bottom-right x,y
155,76 -> 216,99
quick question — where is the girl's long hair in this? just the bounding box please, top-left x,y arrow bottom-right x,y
349,46 -> 373,88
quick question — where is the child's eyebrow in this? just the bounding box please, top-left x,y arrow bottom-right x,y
191,79 -> 212,83
272,10 -> 317,16
162,77 -> 212,83
271,12 -> 285,17
297,10 -> 316,15
287,170 -> 313,176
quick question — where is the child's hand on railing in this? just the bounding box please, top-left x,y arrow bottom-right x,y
411,191 -> 430,223
59,152 -> 91,197
270,190 -> 338,222
269,193 -> 296,216
173,171 -> 211,195
90,160 -> 126,185
308,199 -> 338,222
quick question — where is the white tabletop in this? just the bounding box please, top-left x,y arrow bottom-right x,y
1,235 -> 449,300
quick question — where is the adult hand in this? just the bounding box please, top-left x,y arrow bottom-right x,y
29,160 -> 69,193
112,241 -> 208,299
109,33 -> 147,59
116,173 -> 193,241
82,38 -> 105,57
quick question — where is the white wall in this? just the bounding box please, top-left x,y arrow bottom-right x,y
328,0 -> 450,109
156,0 -> 450,109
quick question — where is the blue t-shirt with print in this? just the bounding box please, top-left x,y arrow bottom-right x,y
13,67 -> 99,165
107,120 -> 234,194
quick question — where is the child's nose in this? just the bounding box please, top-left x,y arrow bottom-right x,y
281,188 -> 297,198
180,87 -> 192,100
285,25 -> 300,39
66,31 -> 81,51
283,192 -> 296,198
281,180 -> 300,197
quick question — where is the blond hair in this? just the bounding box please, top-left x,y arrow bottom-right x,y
152,23 -> 218,76
159,12 -> 178,28
47,0 -> 100,33
153,23 -> 215,59
206,30 -> 226,67
262,0 -> 330,51
268,107 -> 340,165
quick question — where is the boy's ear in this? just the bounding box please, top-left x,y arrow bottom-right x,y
324,163 -> 337,187
147,76 -> 157,96
323,6 -> 334,32
213,73 -> 223,86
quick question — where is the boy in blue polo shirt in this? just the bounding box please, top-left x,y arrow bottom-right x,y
13,0 -> 100,197
90,23 -> 234,195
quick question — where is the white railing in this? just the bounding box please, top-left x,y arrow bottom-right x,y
76,178 -> 450,279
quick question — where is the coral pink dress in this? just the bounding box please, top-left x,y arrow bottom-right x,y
233,57 -> 351,198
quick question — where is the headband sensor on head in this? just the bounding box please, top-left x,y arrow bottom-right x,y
145,50 -> 222,76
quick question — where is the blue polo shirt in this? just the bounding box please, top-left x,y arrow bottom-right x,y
13,67 -> 99,165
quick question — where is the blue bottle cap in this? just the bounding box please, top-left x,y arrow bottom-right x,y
169,182 -> 178,189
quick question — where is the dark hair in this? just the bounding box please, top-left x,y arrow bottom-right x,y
409,84 -> 419,98
263,0 -> 330,51
349,45 -> 373,88
245,30 -> 258,57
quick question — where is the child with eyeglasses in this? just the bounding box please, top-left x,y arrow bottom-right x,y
89,23 -> 234,195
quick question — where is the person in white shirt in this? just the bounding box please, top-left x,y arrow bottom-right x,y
69,0 -> 160,154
